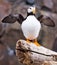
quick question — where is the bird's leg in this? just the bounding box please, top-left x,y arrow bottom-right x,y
34,39 -> 40,46
26,39 -> 40,46
26,39 -> 31,43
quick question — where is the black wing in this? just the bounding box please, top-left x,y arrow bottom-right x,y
2,14 -> 17,23
38,15 -> 55,27
40,16 -> 55,27
2,14 -> 24,24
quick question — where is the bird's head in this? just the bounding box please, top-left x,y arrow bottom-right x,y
27,6 -> 36,15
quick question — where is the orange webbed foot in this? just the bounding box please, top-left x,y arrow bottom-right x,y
26,39 -> 41,46
34,41 -> 40,46
26,39 -> 31,43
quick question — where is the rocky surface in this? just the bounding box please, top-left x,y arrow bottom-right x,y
16,40 -> 57,65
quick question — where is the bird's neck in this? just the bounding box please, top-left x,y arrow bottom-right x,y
27,12 -> 35,16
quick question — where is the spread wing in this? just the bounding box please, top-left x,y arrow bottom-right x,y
37,10 -> 55,27
1,14 -> 24,24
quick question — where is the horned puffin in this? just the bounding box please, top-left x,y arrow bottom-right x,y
1,6 -> 55,46
21,6 -> 41,46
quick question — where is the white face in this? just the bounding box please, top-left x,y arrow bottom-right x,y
27,7 -> 35,13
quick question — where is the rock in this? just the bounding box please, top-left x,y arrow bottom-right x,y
16,40 -> 57,65
0,0 -> 11,21
43,0 -> 53,10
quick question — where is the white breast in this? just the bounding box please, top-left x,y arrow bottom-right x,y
21,15 -> 41,40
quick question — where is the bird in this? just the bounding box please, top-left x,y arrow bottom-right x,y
1,6 -> 55,46
21,6 -> 41,46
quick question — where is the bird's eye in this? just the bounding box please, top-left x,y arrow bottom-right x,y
30,8 -> 31,9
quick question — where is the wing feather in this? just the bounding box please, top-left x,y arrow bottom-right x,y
2,14 -> 24,24
37,10 -> 55,27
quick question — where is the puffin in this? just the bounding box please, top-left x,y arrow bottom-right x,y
21,6 -> 41,46
1,6 -> 55,46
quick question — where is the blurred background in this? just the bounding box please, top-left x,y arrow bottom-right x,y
0,0 -> 57,65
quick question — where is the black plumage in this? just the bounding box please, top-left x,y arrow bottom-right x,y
2,14 -> 25,24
